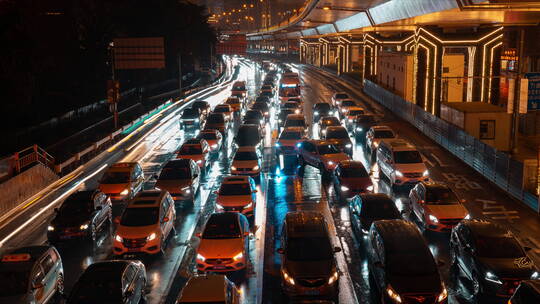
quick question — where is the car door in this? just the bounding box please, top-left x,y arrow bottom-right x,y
39,253 -> 57,303
454,226 -> 473,279
30,264 -> 46,304
122,266 -> 138,304
411,184 -> 424,220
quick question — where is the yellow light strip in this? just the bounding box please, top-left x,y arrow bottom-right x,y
418,43 -> 431,112
488,42 -> 503,102
480,34 -> 504,102
418,27 -> 503,44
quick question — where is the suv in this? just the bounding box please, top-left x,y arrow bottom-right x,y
283,114 -> 308,134
313,102 -> 336,122
98,162 -> 145,201
409,182 -> 469,232
235,124 -> 263,149
297,140 -> 350,180
0,246 -> 64,303
231,146 -> 262,179
191,100 -> 211,118
48,190 -> 112,243
366,126 -> 396,154
155,159 -> 200,206
376,139 -> 429,188
196,212 -> 251,273
275,127 -> 305,155
318,116 -> 341,138
277,211 -> 341,300
176,139 -> 210,174
323,126 -> 352,156
367,220 -> 448,303
332,160 -> 373,202
179,108 -> 203,130
215,176 -> 257,218
231,81 -> 247,97
450,220 -> 539,300
204,113 -> 228,136
113,190 -> 176,256
348,194 -> 401,238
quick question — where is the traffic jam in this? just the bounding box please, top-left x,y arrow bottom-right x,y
1,58 -> 539,304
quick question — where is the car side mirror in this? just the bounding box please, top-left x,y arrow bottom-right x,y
32,282 -> 44,289
114,216 -> 121,225
374,261 -> 384,268
277,248 -> 285,254
162,217 -> 169,223
253,189 -> 258,193
195,232 -> 202,238
334,246 -> 342,253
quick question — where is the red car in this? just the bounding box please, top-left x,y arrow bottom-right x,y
332,160 -> 373,202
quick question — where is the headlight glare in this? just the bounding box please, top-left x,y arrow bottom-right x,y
147,233 -> 157,241
340,185 -> 349,191
386,285 -> 402,303
197,253 -> 206,261
120,189 -> 129,196
394,170 -> 403,177
233,252 -> 244,261
429,214 -> 439,223
485,271 -> 502,284
79,224 -> 89,230
47,225 -> 55,231
115,234 -> 123,242
423,170 -> 429,176
328,271 -> 339,284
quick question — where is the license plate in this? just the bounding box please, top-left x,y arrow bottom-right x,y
305,290 -> 320,296
60,235 -> 73,239
127,248 -> 140,252
213,266 -> 226,270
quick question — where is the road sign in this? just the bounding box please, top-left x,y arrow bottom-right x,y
525,73 -> 540,110
113,37 -> 165,70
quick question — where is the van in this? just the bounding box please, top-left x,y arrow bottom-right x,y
113,190 -> 176,256
277,211 -> 341,300
376,139 -> 429,188
367,220 -> 447,303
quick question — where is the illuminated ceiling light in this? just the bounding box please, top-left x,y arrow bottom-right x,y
250,4 -> 254,8
322,6 -> 331,10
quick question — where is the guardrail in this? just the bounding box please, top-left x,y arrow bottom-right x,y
14,145 -> 54,174
363,79 -> 539,212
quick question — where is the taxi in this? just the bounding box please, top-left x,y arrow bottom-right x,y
0,246 -> 64,304
98,162 -> 145,201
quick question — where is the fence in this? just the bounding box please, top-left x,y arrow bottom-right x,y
363,79 -> 539,212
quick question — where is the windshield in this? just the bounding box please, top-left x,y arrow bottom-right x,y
335,93 -> 349,99
279,88 -> 300,97
220,183 -> 251,195
226,99 -> 239,105
101,171 -> 129,184
192,102 -> 207,109
315,103 -> 330,111
200,133 -> 217,140
252,103 -> 268,111
214,106 -> 229,113
348,110 -> 364,116
207,115 -> 224,123
182,109 -> 198,118
70,274 -> 122,303
245,111 -> 263,120
203,217 -> 241,239
475,236 -> 525,258
179,145 -> 202,155
280,131 -> 302,140
159,167 -> 190,180
283,103 -> 298,109
59,199 -> 93,215
386,252 -> 438,276
0,268 -> 30,296
234,151 -> 258,160
286,237 -> 333,261
317,144 -> 340,155
322,118 -> 340,126
285,119 -> 306,128
425,187 -> 459,205
394,151 -> 423,164
120,207 -> 159,226
361,199 -> 400,219
232,85 -> 245,91
374,130 -> 395,138
341,167 -> 369,178
341,100 -> 356,107
326,129 -> 349,139
357,116 -> 375,123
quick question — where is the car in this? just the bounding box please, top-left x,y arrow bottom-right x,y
0,246 -> 64,304
366,125 -> 396,154
332,160 -> 373,202
331,92 -> 350,106
231,146 -> 262,179
204,113 -> 229,136
348,193 -> 401,238
259,90 -> 274,100
250,102 -> 270,120
67,260 -> 146,304
342,106 -> 365,129
337,99 -> 358,119
263,80 -> 275,88
509,280 -> 540,304
286,97 -> 302,104
196,212 -> 251,273
48,190 -> 112,243
155,159 -> 200,206
323,126 -> 353,156
450,219 -> 539,300
177,138 -> 211,174
261,84 -> 274,94
225,97 -> 242,113
98,162 -> 145,201
254,95 -> 270,105
281,101 -> 302,114
277,211 -> 341,300
231,81 -> 247,97
213,104 -> 233,121
409,182 -> 469,232
235,124 -> 263,149
313,102 -> 337,122
197,129 -> 223,153
283,114 -> 308,134
113,190 -> 176,256
367,219 -> 448,303
176,274 -> 241,304
277,109 -> 294,129
275,127 -> 305,155
179,108 -> 203,130
352,114 -> 376,138
191,100 -> 211,117
318,116 -> 341,138
242,110 -> 265,130
376,139 -> 430,188
297,140 -> 351,180
215,176 -> 257,218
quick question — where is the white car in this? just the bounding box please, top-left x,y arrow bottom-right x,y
275,127 -> 305,155
331,92 -> 350,106
215,176 -> 257,217
231,146 -> 262,179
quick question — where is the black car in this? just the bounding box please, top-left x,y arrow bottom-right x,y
367,219 -> 447,303
313,102 -> 336,122
179,108 -> 203,129
243,109 -> 265,126
450,219 -> 539,300
235,124 -> 262,148
250,102 -> 270,120
68,260 -> 147,304
352,114 -> 376,138
349,194 -> 400,238
509,280 -> 540,304
277,109 -> 294,129
204,113 -> 228,136
255,96 -> 271,104
259,91 -> 274,99
191,100 -> 211,117
48,190 -> 112,243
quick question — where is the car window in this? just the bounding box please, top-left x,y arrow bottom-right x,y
286,237 -> 333,261
40,255 -> 55,274
234,151 -> 258,160
207,114 -> 224,123
220,183 -> 251,195
101,171 -> 130,184
121,207 -> 159,226
341,167 -> 369,178
159,166 -> 191,180
394,151 -> 422,164
326,129 -> 349,139
374,130 -> 395,138
425,187 -> 459,205
335,93 -> 349,99
361,200 -> 400,219
203,217 -> 241,239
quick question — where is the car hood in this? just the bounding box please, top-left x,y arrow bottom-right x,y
478,256 -> 537,278
205,139 -> 218,146
99,183 -> 129,194
286,259 -> 334,278
51,213 -> 89,227
321,153 -> 350,163
341,178 -> 372,190
388,273 -> 442,295
155,179 -> 191,192
217,195 -> 252,207
117,224 -> 159,239
327,138 -> 351,146
394,162 -> 427,173
424,204 -> 468,219
198,238 -> 244,259
232,160 -> 258,168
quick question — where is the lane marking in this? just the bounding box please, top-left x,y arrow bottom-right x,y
442,173 -> 482,191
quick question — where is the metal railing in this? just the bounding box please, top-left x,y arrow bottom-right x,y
363,79 -> 539,212
13,145 -> 55,173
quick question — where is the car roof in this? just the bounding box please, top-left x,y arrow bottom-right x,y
164,158 -> 193,168
127,190 -> 165,208
282,127 -> 304,132
64,190 -> 100,203
339,160 -> 366,169
326,126 -> 347,132
183,139 -> 204,145
463,219 -> 511,238
285,211 -> 327,237
347,106 -> 364,111
359,193 -> 394,204
372,219 -> 424,247
109,162 -> 138,171
236,146 -> 258,152
371,125 -> 393,131
222,176 -> 251,184
381,139 -> 416,151
286,114 -> 304,119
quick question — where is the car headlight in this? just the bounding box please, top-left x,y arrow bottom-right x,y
328,271 -> 339,284
322,129 -> 327,134
243,202 -> 253,209
531,271 -> 539,279
115,234 -> 123,242
278,119 -> 282,123
327,161 -> 334,166
464,214 -> 471,220
197,253 -> 206,262
386,285 -> 402,303
47,225 -> 55,231
348,118 -> 353,122
275,143 -> 280,147
252,165 -> 260,170
296,143 -> 302,148
341,186 -> 349,192
429,214 -> 439,224
233,252 -> 244,261
423,170 -> 429,177
282,269 -> 295,285
120,189 -> 129,196
215,203 -> 224,210
196,160 -> 203,164
485,271 -> 502,284
356,127 -> 363,132
294,109 -> 300,114
341,109 -> 347,113
366,185 -> 374,191
373,142 -> 379,148
195,118 -> 200,122
79,223 -> 89,230
437,286 -> 448,302
147,233 -> 157,241
345,143 -> 352,148
211,144 -> 218,149
314,111 -> 319,115
231,166 -> 237,171
264,111 -> 269,115
394,170 -> 403,177
181,186 -> 191,194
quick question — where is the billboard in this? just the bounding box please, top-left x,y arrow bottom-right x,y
113,37 -> 165,70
